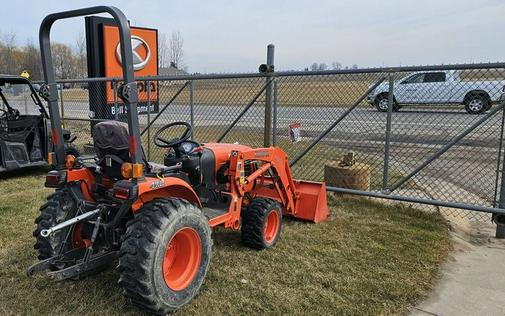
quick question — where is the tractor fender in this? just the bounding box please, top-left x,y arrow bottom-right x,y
66,168 -> 96,201
132,177 -> 202,212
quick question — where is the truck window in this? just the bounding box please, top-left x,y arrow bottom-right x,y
402,74 -> 424,84
423,72 -> 446,83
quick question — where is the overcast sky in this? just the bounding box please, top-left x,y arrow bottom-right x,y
1,0 -> 503,73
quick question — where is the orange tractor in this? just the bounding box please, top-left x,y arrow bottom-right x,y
28,6 -> 328,314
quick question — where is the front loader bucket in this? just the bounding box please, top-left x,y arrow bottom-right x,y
293,180 -> 328,223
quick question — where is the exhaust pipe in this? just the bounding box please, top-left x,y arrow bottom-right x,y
40,208 -> 101,238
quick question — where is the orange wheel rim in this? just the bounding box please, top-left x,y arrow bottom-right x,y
71,223 -> 90,248
162,227 -> 202,291
264,210 -> 279,243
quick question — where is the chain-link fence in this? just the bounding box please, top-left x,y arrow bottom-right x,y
45,62 -> 505,223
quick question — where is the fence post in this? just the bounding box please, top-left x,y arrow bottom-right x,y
264,44 -> 275,147
59,83 -> 65,128
112,80 -> 119,121
382,73 -> 394,192
272,80 -> 278,146
146,80 -> 151,161
189,80 -> 195,140
496,105 -> 505,238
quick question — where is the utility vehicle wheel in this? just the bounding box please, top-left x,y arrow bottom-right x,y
118,198 -> 212,314
241,198 -> 282,250
375,93 -> 399,112
465,94 -> 489,114
33,189 -> 92,273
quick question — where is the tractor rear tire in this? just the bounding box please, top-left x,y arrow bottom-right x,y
33,189 -> 107,278
118,198 -> 212,314
241,198 -> 282,250
33,189 -> 77,266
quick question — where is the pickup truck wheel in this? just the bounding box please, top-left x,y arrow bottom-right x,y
375,94 -> 399,112
465,94 -> 489,114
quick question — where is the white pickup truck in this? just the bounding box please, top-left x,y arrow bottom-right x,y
367,70 -> 505,114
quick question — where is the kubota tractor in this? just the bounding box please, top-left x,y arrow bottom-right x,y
27,6 -> 328,314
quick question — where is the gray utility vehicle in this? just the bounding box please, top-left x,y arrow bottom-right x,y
0,75 -> 77,172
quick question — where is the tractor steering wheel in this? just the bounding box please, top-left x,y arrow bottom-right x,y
154,121 -> 193,148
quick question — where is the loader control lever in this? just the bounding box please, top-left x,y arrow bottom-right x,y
154,121 -> 193,149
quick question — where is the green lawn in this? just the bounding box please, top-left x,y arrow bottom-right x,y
0,169 -> 449,315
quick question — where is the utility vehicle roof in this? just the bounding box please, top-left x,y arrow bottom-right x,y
0,75 -> 33,86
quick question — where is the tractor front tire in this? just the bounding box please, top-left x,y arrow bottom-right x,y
118,198 -> 212,314
241,198 -> 282,250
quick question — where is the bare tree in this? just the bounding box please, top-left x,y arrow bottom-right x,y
318,63 -> 328,71
52,43 -> 76,79
74,31 -> 87,78
168,31 -> 184,69
0,32 -> 18,74
158,33 -> 170,68
351,64 -> 358,69
21,39 -> 42,80
331,61 -> 342,70
309,63 -> 328,71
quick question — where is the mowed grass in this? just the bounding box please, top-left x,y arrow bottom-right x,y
0,169 -> 450,315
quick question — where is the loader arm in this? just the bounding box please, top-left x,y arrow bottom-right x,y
228,147 -> 327,222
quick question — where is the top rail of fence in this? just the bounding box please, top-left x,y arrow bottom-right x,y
32,61 -> 505,84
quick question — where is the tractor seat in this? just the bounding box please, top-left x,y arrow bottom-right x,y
93,120 -> 179,178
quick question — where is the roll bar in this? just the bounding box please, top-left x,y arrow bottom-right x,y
39,6 -> 143,169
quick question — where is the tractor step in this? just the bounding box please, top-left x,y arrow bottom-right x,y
202,204 -> 228,220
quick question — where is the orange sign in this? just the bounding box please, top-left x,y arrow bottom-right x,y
103,25 -> 158,112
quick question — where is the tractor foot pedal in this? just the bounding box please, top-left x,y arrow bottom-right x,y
47,250 -> 118,281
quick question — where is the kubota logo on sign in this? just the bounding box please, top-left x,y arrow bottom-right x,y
103,25 -> 158,107
115,36 -> 151,71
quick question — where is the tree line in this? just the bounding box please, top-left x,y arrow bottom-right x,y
0,30 -> 184,81
0,30 -> 91,81
306,62 -> 358,71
